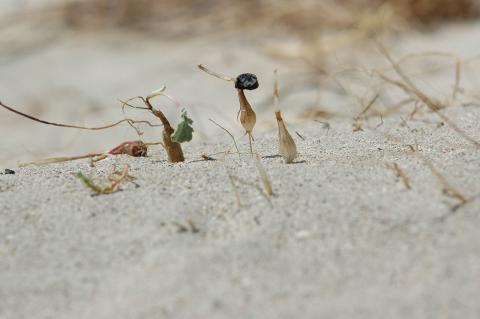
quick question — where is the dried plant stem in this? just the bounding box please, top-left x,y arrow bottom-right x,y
247,133 -> 254,155
273,70 -> 298,163
395,51 -> 462,102
376,44 -> 480,148
20,153 -> 104,167
386,162 -> 411,190
0,100 -> 159,131
208,118 -> 240,156
419,154 -> 468,204
254,154 -> 273,196
76,164 -> 132,195
230,174 -> 271,203
139,93 -> 184,162
382,132 -> 470,209
353,93 -> 380,131
197,64 -> 235,82
227,171 -> 242,208
19,140 -> 160,167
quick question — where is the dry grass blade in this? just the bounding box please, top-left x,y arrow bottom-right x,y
254,154 -> 273,197
75,164 -> 133,195
419,154 -> 468,204
20,152 -> 104,167
0,100 -> 159,131
227,171 -> 242,208
198,64 -> 235,82
376,43 -> 480,148
274,69 -> 298,163
19,140 -> 158,167
395,51 -> 463,101
353,93 -> 380,131
208,118 -> 240,156
383,132 -> 471,210
386,162 -> 411,189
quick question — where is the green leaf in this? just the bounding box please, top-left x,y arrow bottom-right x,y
171,110 -> 194,143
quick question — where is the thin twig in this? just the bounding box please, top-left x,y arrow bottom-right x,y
376,43 -> 479,148
0,100 -> 160,130
209,118 -> 240,156
198,64 -> 236,82
254,154 -> 273,197
386,162 -> 411,190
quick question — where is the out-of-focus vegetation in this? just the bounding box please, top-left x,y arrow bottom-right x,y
60,0 -> 479,33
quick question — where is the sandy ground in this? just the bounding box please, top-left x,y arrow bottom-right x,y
1,4 -> 480,318
2,15 -> 480,168
1,103 -> 479,318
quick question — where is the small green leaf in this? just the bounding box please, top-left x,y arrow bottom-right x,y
171,110 -> 194,143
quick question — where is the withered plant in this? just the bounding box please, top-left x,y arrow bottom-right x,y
75,164 -> 135,195
198,64 -> 258,154
121,86 -> 194,163
273,70 -> 297,163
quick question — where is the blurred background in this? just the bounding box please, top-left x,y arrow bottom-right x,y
1,0 -> 480,166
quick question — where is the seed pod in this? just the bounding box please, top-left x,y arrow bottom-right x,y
275,111 -> 297,163
108,141 -> 148,157
235,73 -> 259,90
237,89 -> 256,134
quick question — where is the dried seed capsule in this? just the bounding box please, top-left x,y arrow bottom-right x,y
238,89 -> 257,134
276,111 -> 297,163
235,73 -> 259,90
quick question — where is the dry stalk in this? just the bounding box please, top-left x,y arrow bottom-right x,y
75,164 -> 133,195
395,51 -> 463,102
254,154 -> 274,197
376,43 -> 480,148
0,100 -> 161,131
383,132 -> 470,209
353,93 -> 380,131
208,118 -> 240,156
19,140 -> 157,167
121,87 -> 189,162
386,162 -> 411,189
274,70 -> 298,163
198,64 -> 258,155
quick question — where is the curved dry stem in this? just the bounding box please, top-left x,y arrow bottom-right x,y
273,69 -> 280,112
376,42 -> 480,148
395,51 -> 462,101
146,86 -> 181,108
19,152 -> 105,167
120,97 -> 155,136
209,118 -> 240,156
0,100 -> 157,131
198,64 -> 236,82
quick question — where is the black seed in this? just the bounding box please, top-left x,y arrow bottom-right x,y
235,73 -> 259,90
4,169 -> 15,175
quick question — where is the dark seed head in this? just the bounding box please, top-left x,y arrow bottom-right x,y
235,73 -> 259,90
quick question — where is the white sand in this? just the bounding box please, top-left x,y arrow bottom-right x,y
1,7 -> 480,318
1,104 -> 479,318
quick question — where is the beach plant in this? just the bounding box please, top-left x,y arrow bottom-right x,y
273,70 -> 297,163
198,64 -> 258,154
0,85 -> 194,164
121,86 -> 194,162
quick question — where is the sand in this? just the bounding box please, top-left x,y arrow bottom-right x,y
1,103 -> 479,318
1,4 -> 480,318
